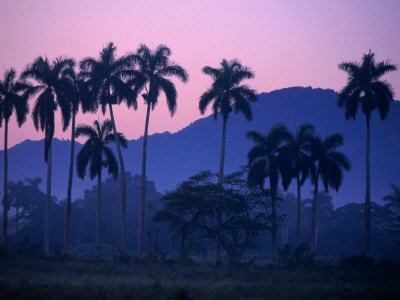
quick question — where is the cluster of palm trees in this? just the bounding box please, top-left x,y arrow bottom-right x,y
247,123 -> 350,263
0,45 -> 396,260
0,42 -> 188,257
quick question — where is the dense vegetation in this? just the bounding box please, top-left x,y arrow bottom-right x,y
0,44 -> 399,298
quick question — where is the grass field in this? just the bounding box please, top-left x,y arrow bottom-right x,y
1,256 -> 399,299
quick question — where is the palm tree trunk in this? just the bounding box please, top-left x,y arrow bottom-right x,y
364,116 -> 371,256
270,182 -> 277,265
108,103 -> 127,253
96,172 -> 102,257
215,118 -> 227,265
63,112 -> 75,255
296,175 -> 302,248
45,141 -> 52,257
311,177 -> 319,256
138,103 -> 151,259
2,119 -> 8,245
218,118 -> 227,184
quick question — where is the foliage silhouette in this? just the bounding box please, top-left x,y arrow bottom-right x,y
307,133 -> 350,255
154,170 -> 267,265
128,43 -> 188,259
279,124 -> 315,247
247,123 -> 293,264
79,42 -> 135,252
75,119 -> 127,257
199,58 -> 257,264
338,50 -> 397,255
63,69 -> 84,255
21,56 -> 75,256
0,68 -> 31,244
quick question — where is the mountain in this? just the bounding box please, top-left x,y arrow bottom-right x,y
1,87 -> 399,207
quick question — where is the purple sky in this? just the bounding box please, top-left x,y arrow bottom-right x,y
1,0 -> 399,149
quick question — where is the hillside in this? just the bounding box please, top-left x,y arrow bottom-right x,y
1,86 -> 399,207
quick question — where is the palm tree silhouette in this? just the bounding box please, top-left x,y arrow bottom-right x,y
21,57 -> 74,256
62,69 -> 83,255
308,133 -> 350,255
80,42 -> 135,252
338,50 -> 397,255
200,58 -> 257,264
282,124 -> 315,248
129,44 -> 188,258
247,124 -> 292,264
75,119 -> 127,257
0,68 -> 31,244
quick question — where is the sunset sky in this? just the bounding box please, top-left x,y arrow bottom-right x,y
1,0 -> 399,149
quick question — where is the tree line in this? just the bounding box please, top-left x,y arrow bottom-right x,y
0,44 -> 397,262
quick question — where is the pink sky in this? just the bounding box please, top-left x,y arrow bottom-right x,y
1,0 -> 399,149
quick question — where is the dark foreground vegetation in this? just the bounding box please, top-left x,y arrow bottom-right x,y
1,255 -> 400,300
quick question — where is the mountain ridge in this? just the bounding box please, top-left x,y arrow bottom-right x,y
1,86 -> 399,208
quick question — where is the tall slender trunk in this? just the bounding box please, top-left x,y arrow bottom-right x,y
364,116 -> 371,256
96,172 -> 102,257
2,120 -> 8,245
215,118 -> 227,265
311,176 -> 319,256
138,103 -> 151,259
63,112 -> 75,255
108,103 -> 127,253
45,141 -> 52,257
218,119 -> 227,185
270,181 -> 277,265
295,175 -> 302,248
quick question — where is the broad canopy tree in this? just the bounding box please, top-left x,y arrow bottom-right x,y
154,170 -> 267,265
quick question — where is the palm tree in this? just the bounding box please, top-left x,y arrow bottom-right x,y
0,68 -> 31,244
21,56 -> 75,256
80,42 -> 135,252
63,70 -> 83,255
129,44 -> 188,258
338,50 -> 397,255
75,119 -> 127,257
247,124 -> 292,264
308,133 -> 350,255
200,58 -> 257,264
282,124 -> 315,248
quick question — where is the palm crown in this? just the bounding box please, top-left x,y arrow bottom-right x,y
79,42 -> 135,113
338,50 -> 397,120
246,124 -> 292,190
21,56 -> 75,161
0,68 -> 31,127
199,59 -> 257,121
76,119 -> 127,180
129,44 -> 189,114
283,124 -> 315,183
308,133 -> 351,192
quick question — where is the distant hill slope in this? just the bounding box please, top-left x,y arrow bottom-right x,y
1,87 -> 399,207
